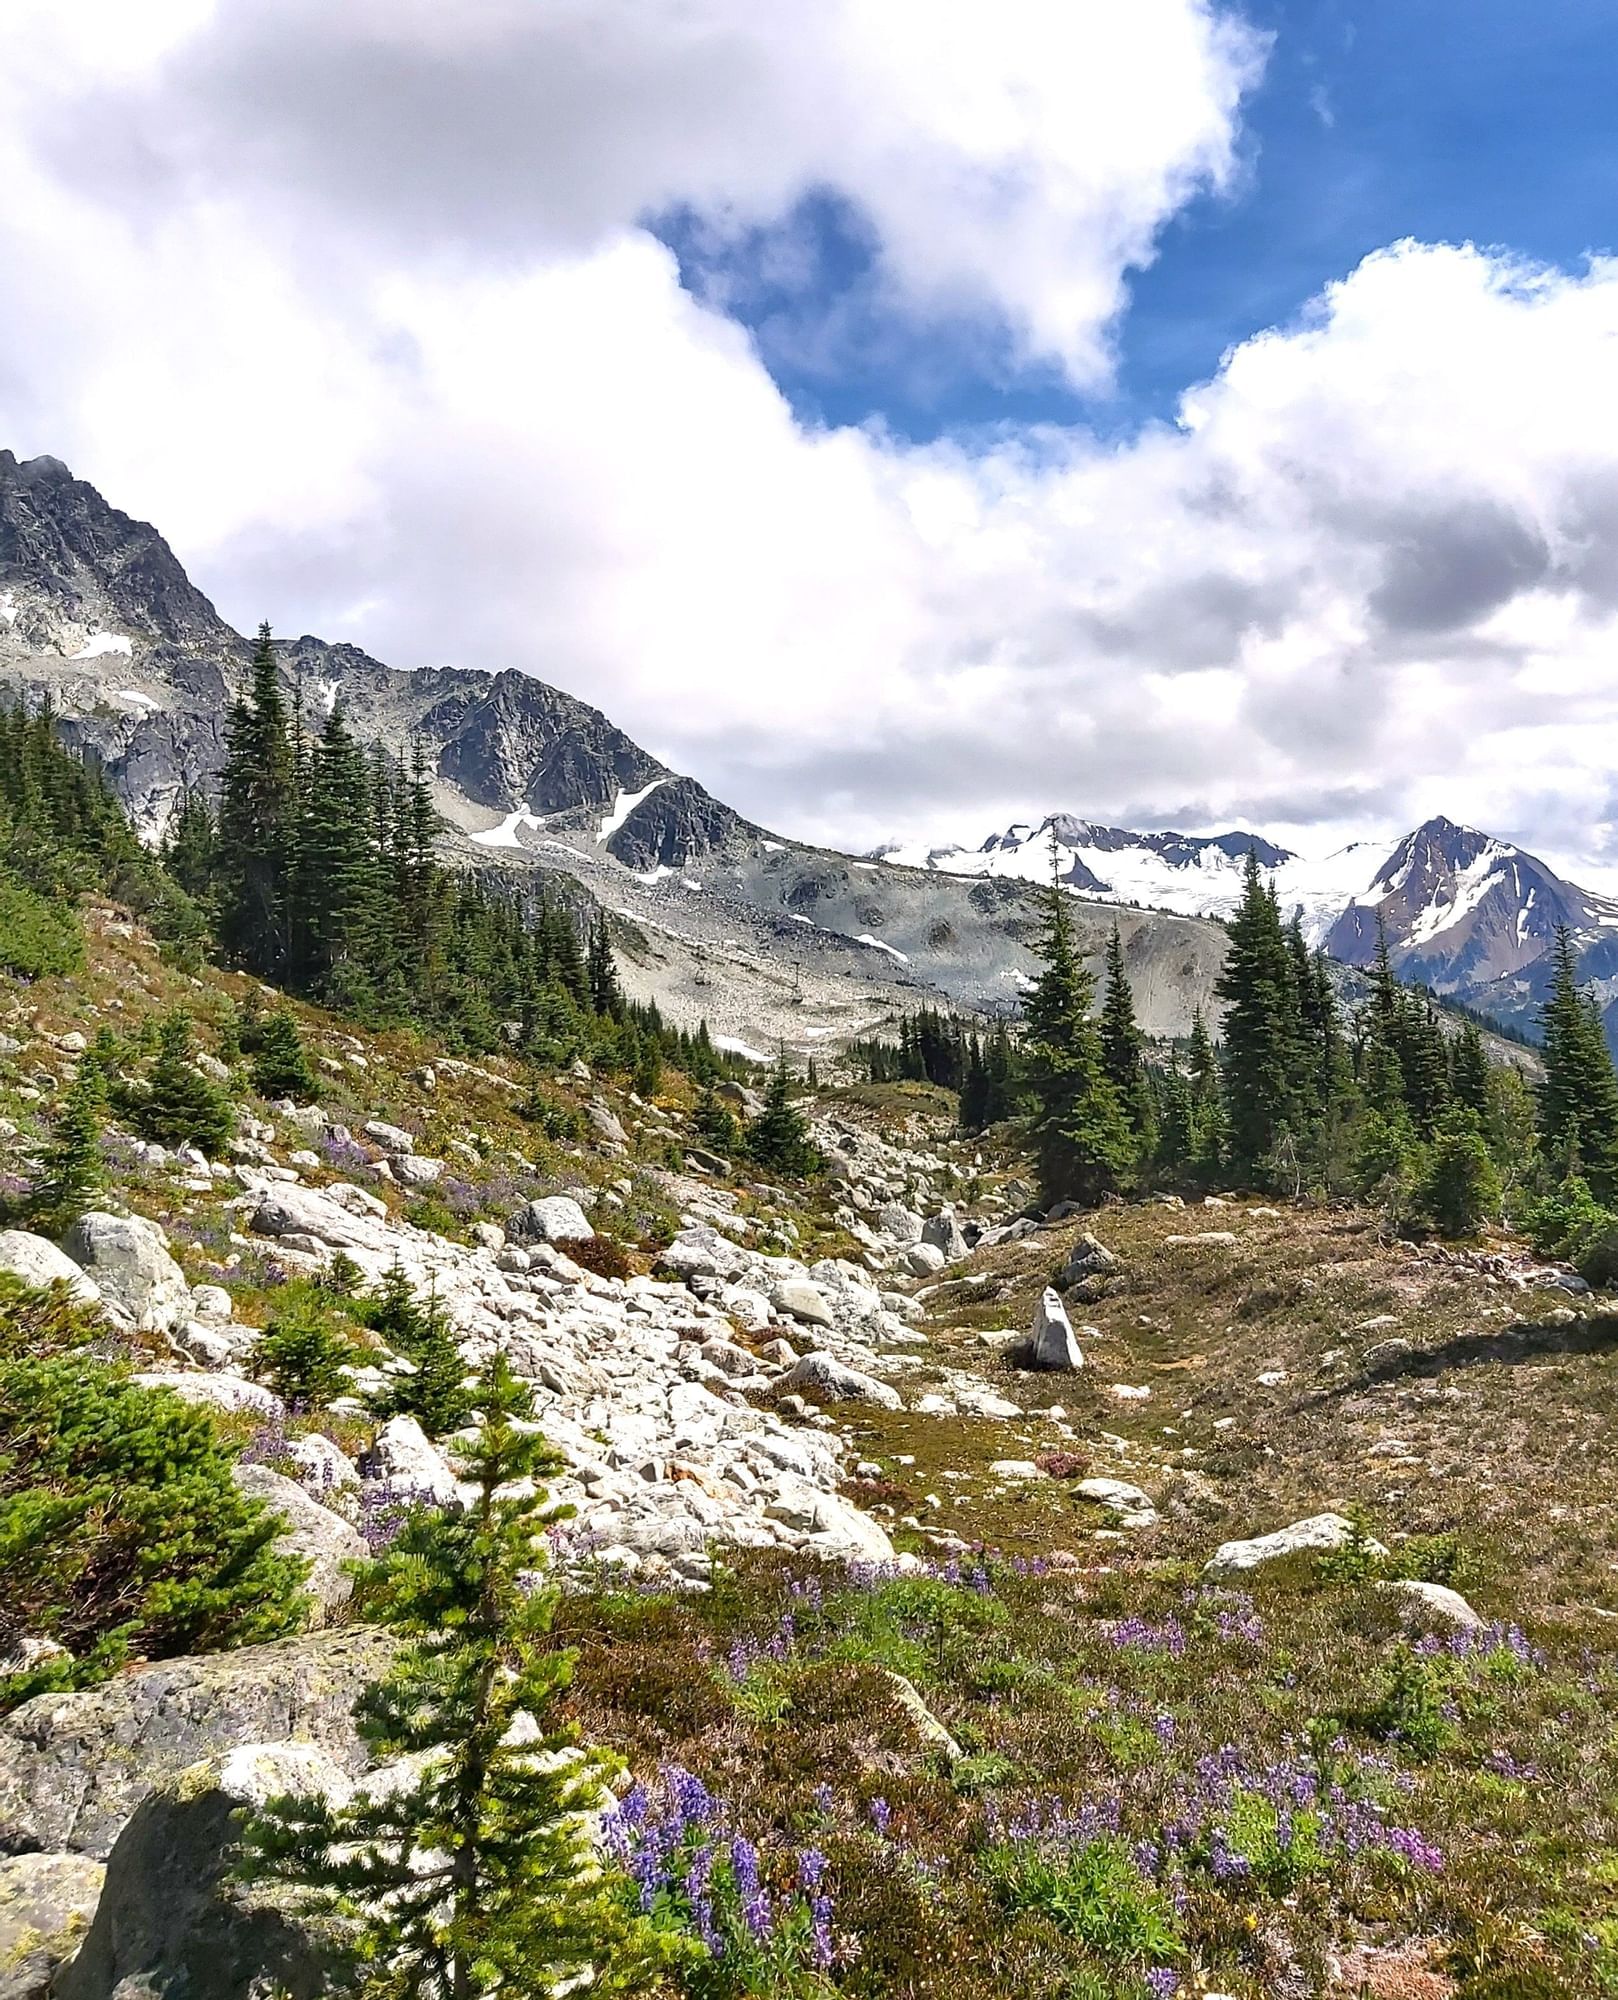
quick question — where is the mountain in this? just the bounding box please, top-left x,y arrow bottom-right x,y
880,809 -> 1618,1048
0,450 -> 1232,1050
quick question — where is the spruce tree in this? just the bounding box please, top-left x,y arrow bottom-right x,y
240,1357 -> 672,2000
132,1011 -> 235,1155
1538,924 -> 1618,1200
692,1081 -> 740,1155
1213,853 -> 1304,1180
250,1005 -> 318,1102
743,1056 -> 820,1178
1449,1022 -> 1492,1123
1098,923 -> 1157,1155
217,623 -> 296,976
586,913 -> 624,1020
1022,868 -> 1132,1205
26,1065 -> 106,1226
1416,1110 -> 1502,1237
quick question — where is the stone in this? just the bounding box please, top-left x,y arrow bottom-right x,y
921,1206 -> 969,1261
251,1185 -> 392,1254
774,1351 -> 902,1410
660,1226 -> 745,1282
390,1153 -> 445,1187
133,1369 -> 283,1419
1364,1337 -> 1416,1369
469,1221 -> 505,1251
0,1629 -> 392,1859
1056,1232 -> 1119,1287
875,1204 -> 924,1245
172,1320 -> 236,1369
287,1432 -> 360,1497
1075,1478 -> 1159,1529
587,1103 -> 629,1147
1378,1579 -> 1484,1632
53,1742 -> 354,2000
0,1851 -> 105,2000
769,1280 -> 834,1329
362,1117 -> 414,1155
62,1212 -> 189,1332
990,1460 -> 1043,1480
877,1670 -> 962,1760
1203,1512 -> 1387,1581
901,1242 -> 946,1278
0,1231 -> 101,1309
758,1337 -> 798,1366
1164,1231 -> 1238,1248
190,1283 -> 233,1322
371,1414 -> 461,1504
508,1195 -> 595,1244
1031,1288 -> 1085,1371
233,1465 -> 366,1626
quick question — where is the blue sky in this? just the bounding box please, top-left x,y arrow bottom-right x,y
659,0 -> 1618,441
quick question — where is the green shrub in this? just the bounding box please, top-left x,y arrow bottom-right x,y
257,1298 -> 360,1411
0,1288 -> 307,1704
249,1005 -> 318,1101
0,876 -> 83,978
130,1009 -> 235,1154
1413,1116 -> 1501,1236
980,1834 -> 1181,1963
519,1089 -> 585,1141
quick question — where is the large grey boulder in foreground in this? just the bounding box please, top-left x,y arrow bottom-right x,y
0,1852 -> 105,2000
54,1743 -> 353,2000
62,1212 -> 189,1332
0,1630 -> 391,1860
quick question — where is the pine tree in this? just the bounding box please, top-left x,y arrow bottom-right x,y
1214,853 -> 1304,1180
1021,866 -> 1132,1206
378,1286 -> 475,1439
1449,1022 -> 1492,1123
743,1056 -> 820,1178
586,913 -> 624,1020
692,1081 -> 740,1155
1538,924 -> 1618,1201
217,624 -> 296,976
250,1005 -> 318,1102
1416,1109 -> 1502,1237
239,1357 -> 672,1999
132,1011 -> 234,1155
1098,923 -> 1157,1156
257,1299 -> 357,1412
26,1065 -> 106,1225
299,704 -> 383,1004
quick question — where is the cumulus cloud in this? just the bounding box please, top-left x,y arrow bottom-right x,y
2,4 -> 1618,883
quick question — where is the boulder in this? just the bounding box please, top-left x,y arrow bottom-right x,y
1030,1289 -> 1085,1371
875,1204 -> 924,1245
287,1434 -> 360,1497
190,1283 -> 234,1322
766,1486 -> 896,1562
133,1371 -> 283,1419
1202,1512 -> 1386,1581
250,1185 -> 391,1254
774,1352 -> 902,1410
660,1226 -> 746,1283
0,1629 -> 392,1859
233,1465 -> 366,1626
53,1742 -> 354,2000
1075,1478 -> 1159,1529
877,1670 -> 962,1760
1378,1579 -> 1484,1632
901,1242 -> 946,1278
1164,1231 -> 1238,1248
921,1206 -> 969,1261
1056,1232 -> 1118,1287
587,1103 -> 629,1148
0,1232 -> 101,1310
61,1213 -> 189,1332
507,1196 -> 595,1244
362,1118 -> 414,1155
390,1153 -> 445,1188
0,1851 -> 105,2000
370,1414 -> 460,1505
769,1280 -> 834,1329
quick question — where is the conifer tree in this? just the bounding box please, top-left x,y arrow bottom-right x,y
26,1064 -> 106,1225
1538,924 -> 1618,1200
217,624 -> 296,976
299,704 -> 382,1003
1022,865 -> 1132,1205
1098,923 -> 1157,1155
250,1005 -> 318,1102
132,1011 -> 234,1155
1416,1108 -> 1502,1237
240,1357 -> 672,2000
1449,1021 -> 1492,1123
586,913 -> 624,1020
692,1080 -> 740,1154
743,1056 -> 820,1178
1214,853 -> 1305,1179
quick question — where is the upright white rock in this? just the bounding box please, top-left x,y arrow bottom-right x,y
1031,1288 -> 1085,1371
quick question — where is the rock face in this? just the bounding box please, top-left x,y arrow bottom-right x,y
231,1466 -> 366,1626
0,1630 -> 391,1860
62,1212 -> 189,1331
507,1196 -> 594,1244
54,1743 -> 353,2000
0,1851 -> 105,2000
1030,1289 -> 1085,1371
0,1232 -> 101,1309
1202,1512 -> 1386,1581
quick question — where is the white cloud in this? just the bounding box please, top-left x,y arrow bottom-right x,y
2,8 -> 1618,880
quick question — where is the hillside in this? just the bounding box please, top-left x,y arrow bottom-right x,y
0,877 -> 1615,1998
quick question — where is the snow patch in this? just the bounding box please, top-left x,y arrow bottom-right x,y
0,592 -> 16,627
317,677 -> 341,717
598,778 -> 666,843
788,914 -> 814,926
714,1035 -> 769,1064
71,631 -> 133,659
111,688 -> 159,711
855,933 -> 910,963
471,803 -> 550,849
761,840 -> 784,852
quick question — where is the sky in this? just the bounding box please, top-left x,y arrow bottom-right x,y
3,0 -> 1618,881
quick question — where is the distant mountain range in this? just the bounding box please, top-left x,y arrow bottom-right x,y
0,450 -> 1230,1051
877,813 -> 1618,1048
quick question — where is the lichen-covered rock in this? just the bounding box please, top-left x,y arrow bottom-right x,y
1378,1579 -> 1484,1632
370,1414 -> 460,1505
232,1465 -> 366,1626
921,1206 -> 968,1261
0,1852 -> 105,2000
1203,1512 -> 1386,1581
0,1232 -> 101,1310
132,1371 -> 284,1419
0,1629 -> 392,1859
53,1743 -> 354,2000
62,1213 -> 188,1331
